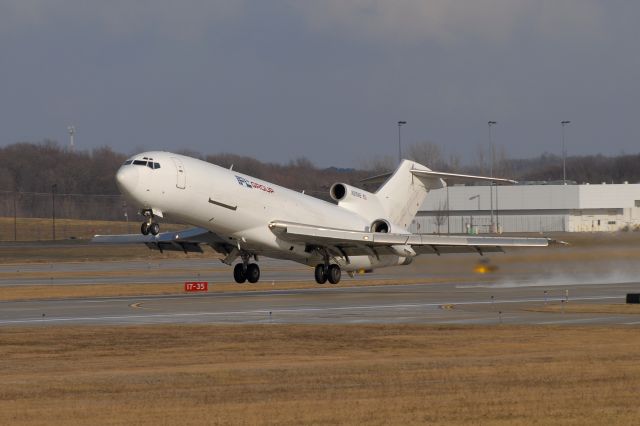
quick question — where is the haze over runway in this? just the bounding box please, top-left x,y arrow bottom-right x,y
2,254 -> 640,327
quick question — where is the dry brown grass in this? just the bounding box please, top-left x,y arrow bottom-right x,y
1,325 -> 639,425
528,303 -> 640,315
0,217 -> 187,242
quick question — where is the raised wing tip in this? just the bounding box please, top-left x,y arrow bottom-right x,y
547,238 -> 570,246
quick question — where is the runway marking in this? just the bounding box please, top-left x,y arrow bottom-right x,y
36,282 -> 624,305
439,304 -> 455,310
0,295 -> 625,326
129,302 -> 144,309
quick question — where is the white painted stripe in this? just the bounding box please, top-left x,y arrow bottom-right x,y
0,295 -> 625,325
537,316 -> 628,325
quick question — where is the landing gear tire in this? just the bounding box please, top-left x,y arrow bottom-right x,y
314,264 -> 327,284
246,263 -> 260,283
141,222 -> 150,235
233,263 -> 246,283
149,222 -> 160,236
327,264 -> 341,285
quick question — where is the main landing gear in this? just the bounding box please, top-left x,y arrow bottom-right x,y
140,210 -> 160,236
233,253 -> 260,283
314,264 -> 341,284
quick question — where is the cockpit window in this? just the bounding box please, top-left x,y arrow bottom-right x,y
130,158 -> 161,169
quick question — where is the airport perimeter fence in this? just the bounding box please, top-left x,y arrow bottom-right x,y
0,190 -> 137,241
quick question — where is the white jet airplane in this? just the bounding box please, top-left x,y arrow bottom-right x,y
93,152 -> 551,284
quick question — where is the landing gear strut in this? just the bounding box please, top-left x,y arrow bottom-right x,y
140,210 -> 160,236
314,248 -> 341,285
233,252 -> 260,283
314,264 -> 341,284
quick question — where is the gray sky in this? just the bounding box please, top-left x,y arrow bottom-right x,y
1,1 -> 639,167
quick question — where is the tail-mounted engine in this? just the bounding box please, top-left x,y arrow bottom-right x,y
330,184 -> 398,232
330,183 -> 372,202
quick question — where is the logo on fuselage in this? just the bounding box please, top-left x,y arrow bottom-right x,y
235,175 -> 274,193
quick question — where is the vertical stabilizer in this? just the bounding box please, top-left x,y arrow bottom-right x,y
375,160 -> 445,230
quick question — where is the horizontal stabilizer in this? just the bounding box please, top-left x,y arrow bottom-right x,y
361,167 -> 517,186
410,169 -> 517,185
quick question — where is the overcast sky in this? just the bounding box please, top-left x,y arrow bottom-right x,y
1,1 -> 639,167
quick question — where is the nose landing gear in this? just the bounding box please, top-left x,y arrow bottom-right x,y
140,210 -> 160,236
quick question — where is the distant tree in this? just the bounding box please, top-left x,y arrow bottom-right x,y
433,201 -> 447,235
407,141 -> 444,169
360,155 -> 396,174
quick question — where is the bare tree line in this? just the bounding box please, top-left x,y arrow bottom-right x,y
1,140 -> 639,221
363,141 -> 640,184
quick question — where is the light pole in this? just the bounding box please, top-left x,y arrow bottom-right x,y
446,185 -> 450,234
561,121 -> 571,185
13,191 -> 17,241
397,121 -> 407,163
51,184 -> 57,241
488,121 -> 497,232
495,182 -> 500,233
469,194 -> 480,234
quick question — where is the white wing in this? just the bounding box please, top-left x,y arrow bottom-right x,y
269,221 -> 550,257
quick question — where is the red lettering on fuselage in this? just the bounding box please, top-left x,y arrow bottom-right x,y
251,181 -> 274,193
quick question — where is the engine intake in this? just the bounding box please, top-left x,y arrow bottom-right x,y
371,219 -> 390,233
330,183 -> 347,201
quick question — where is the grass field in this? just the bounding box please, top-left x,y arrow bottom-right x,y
2,223 -> 640,424
1,325 -> 639,425
528,303 -> 640,315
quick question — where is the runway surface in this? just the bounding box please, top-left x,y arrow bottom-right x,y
1,253 -> 639,326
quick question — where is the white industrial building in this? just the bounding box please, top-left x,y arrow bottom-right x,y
411,183 -> 640,234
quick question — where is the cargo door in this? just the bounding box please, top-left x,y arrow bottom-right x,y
171,157 -> 186,189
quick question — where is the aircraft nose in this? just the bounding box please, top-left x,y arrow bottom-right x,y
116,165 -> 139,194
